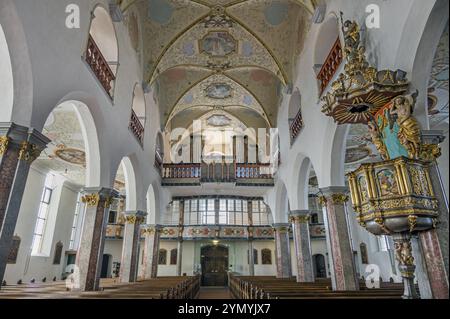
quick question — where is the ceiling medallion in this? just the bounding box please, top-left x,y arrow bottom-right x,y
207,115 -> 232,127
54,147 -> 86,166
205,83 -> 232,99
321,16 -> 409,124
200,31 -> 237,57
203,6 -> 234,28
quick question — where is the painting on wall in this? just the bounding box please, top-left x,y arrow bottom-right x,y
200,31 -> 236,57
158,249 -> 167,265
358,175 -> 369,202
261,248 -> 272,265
7,236 -> 21,264
207,114 -> 231,127
54,147 -> 86,166
377,169 -> 399,196
205,83 -> 232,99
170,249 -> 178,265
53,241 -> 63,265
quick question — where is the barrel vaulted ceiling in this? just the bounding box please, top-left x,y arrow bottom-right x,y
120,0 -> 315,129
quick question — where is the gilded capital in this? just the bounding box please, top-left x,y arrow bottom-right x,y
289,215 -> 310,224
81,193 -> 100,207
0,136 -> 9,155
18,141 -> 42,163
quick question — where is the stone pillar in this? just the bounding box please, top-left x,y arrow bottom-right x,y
319,187 -> 359,291
418,131 -> 449,299
248,239 -> 255,276
289,210 -> 314,282
392,233 -> 420,299
120,211 -> 147,283
0,123 -> 50,288
75,187 -> 116,291
176,200 -> 184,276
141,224 -> 162,279
273,223 -> 292,278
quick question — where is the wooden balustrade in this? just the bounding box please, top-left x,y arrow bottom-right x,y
162,163 -> 201,179
289,108 -> 304,142
235,163 -> 272,179
317,37 -> 343,95
129,110 -> 145,145
85,35 -> 116,98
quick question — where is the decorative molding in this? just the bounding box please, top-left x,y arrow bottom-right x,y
0,136 -> 9,155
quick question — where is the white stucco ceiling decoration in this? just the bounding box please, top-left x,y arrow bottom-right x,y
128,0 -> 315,128
34,103 -> 87,186
168,73 -> 270,125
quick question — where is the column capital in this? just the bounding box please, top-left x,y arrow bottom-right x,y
319,187 -> 349,205
422,130 -> 445,144
289,214 -> 310,224
80,187 -> 117,207
0,123 -> 50,161
272,223 -> 290,232
421,130 -> 445,161
124,211 -> 147,224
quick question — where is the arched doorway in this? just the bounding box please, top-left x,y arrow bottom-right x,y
200,245 -> 229,286
313,254 -> 326,278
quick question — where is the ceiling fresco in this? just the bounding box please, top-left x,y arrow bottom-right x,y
123,0 -> 315,129
34,103 -> 87,186
33,103 -> 126,188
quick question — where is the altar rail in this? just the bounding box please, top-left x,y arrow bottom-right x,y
317,37 -> 343,95
85,35 -> 116,98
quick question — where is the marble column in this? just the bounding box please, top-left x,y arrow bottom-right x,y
75,187 -> 117,291
319,187 -> 359,291
418,131 -> 449,299
248,239 -> 255,276
176,238 -> 183,276
289,210 -> 314,282
0,123 -> 50,288
141,224 -> 162,279
120,211 -> 147,283
273,223 -> 292,278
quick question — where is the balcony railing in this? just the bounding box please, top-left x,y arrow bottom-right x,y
85,35 -> 116,98
317,37 -> 343,95
289,108 -> 304,142
129,110 -> 145,146
162,163 -> 202,179
160,162 -> 274,186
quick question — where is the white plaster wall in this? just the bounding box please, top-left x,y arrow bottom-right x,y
4,167 -> 79,284
103,240 -> 123,278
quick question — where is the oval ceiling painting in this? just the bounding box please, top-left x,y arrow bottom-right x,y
54,147 -> 86,166
205,83 -> 232,99
200,31 -> 237,57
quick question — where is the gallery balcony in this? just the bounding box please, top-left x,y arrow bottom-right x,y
159,162 -> 275,187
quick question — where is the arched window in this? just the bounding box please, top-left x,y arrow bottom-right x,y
360,242 -> 369,264
261,248 -> 272,265
86,6 -> 119,99
170,249 -> 178,265
129,84 -> 146,145
158,249 -> 167,265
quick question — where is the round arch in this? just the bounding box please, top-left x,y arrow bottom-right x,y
146,182 -> 160,224
89,5 -> 119,65
288,89 -> 302,120
290,155 -> 313,210
116,156 -> 138,211
274,180 -> 289,223
131,83 -> 146,127
0,0 -> 33,125
313,13 -> 340,67
395,0 -> 449,128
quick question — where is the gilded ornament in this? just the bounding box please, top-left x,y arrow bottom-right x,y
420,144 -> 441,161
104,196 -> 113,209
394,241 -> 415,266
331,193 -> 349,204
81,193 -> 100,207
407,215 -> 417,233
290,215 -> 310,224
0,136 -> 9,155
318,196 -> 327,207
126,215 -> 137,224
142,226 -> 155,236
18,141 -> 41,163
